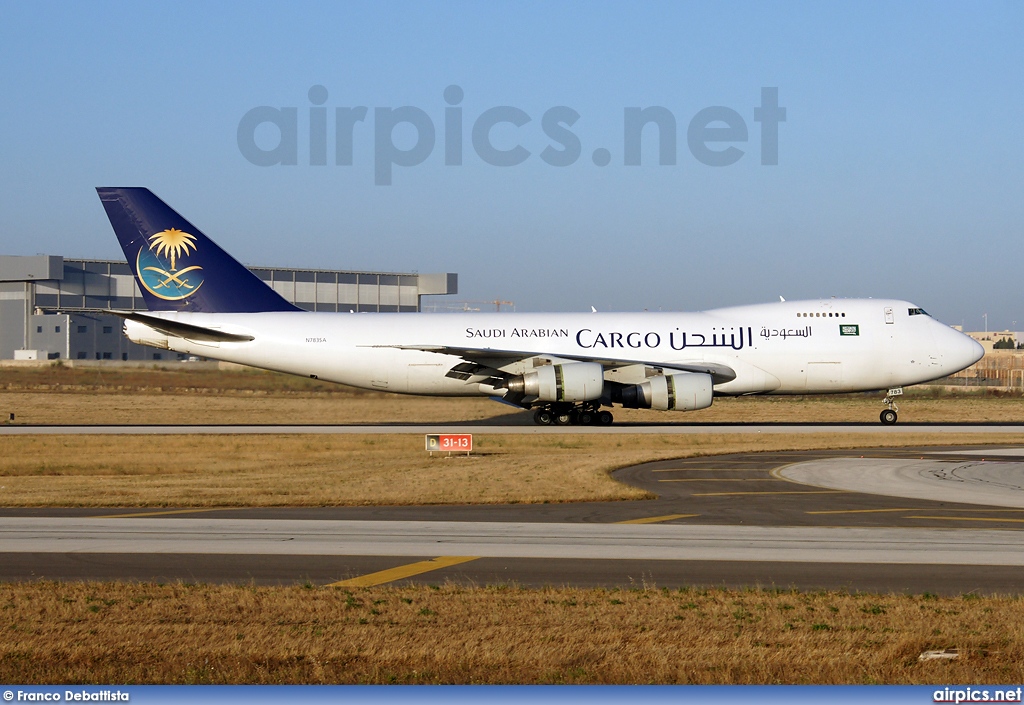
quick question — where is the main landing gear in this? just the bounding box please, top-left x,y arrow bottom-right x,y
533,403 -> 614,426
879,387 -> 903,425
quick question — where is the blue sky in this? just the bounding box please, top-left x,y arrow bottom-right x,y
1,1 -> 1021,328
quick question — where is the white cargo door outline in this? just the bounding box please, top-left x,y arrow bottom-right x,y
805,362 -> 843,391
884,306 -> 894,324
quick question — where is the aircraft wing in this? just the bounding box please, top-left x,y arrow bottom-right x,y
375,344 -> 737,384
107,311 -> 256,343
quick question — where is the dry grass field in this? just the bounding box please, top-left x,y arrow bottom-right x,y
1,365 -> 1023,506
4,364 -> 1024,686
2,363 -> 1024,425
0,364 -> 509,425
3,581 -> 1023,684
3,430 -> 1022,507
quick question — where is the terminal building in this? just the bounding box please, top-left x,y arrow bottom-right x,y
0,255 -> 457,361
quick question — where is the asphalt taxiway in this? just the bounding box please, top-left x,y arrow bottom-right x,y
4,444 -> 1024,593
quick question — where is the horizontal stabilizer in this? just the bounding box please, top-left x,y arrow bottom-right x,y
108,311 -> 255,343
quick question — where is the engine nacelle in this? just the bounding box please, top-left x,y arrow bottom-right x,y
506,362 -> 604,402
620,372 -> 713,411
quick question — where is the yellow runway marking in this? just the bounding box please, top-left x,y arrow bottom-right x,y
616,514 -> 698,524
330,556 -> 479,587
658,478 -> 783,482
692,490 -> 848,497
92,508 -> 236,519
807,508 -> 925,515
809,508 -> 1024,515
905,516 -> 1024,524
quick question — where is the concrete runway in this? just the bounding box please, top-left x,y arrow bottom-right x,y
5,445 -> 1024,593
778,457 -> 1024,508
6,516 -> 1024,564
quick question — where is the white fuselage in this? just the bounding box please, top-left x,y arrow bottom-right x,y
124,299 -> 984,398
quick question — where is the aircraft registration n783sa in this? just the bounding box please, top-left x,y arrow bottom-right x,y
97,187 -> 984,426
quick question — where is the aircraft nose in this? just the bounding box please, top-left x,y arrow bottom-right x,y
945,328 -> 984,372
968,336 -> 985,365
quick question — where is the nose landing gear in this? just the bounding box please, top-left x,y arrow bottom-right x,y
533,403 -> 613,426
879,387 -> 902,424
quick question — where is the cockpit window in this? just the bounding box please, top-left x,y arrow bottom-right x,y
908,308 -> 929,316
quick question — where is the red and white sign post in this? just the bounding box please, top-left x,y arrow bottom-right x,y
425,434 -> 473,457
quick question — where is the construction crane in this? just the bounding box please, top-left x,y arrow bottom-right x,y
484,300 -> 515,312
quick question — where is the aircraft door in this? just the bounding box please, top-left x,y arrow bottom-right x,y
879,306 -> 898,387
370,371 -> 389,389
804,361 -> 843,391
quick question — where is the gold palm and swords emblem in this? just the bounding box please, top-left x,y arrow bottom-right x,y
143,228 -> 202,290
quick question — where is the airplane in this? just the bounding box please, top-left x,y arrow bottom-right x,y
96,187 -> 985,426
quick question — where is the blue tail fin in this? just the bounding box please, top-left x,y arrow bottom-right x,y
96,187 -> 299,313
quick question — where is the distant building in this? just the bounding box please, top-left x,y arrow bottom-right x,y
0,255 -> 457,361
963,330 -> 1023,353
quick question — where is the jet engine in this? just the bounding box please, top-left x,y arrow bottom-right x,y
505,362 -> 605,402
619,372 -> 713,411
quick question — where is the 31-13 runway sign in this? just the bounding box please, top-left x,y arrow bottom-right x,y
425,434 -> 473,453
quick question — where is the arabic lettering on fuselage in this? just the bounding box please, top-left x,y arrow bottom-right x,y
575,327 -> 754,351
759,326 -> 812,340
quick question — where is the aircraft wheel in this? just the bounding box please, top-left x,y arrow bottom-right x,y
534,409 -> 553,425
879,409 -> 898,425
578,411 -> 594,425
597,410 -> 614,425
554,411 -> 573,425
